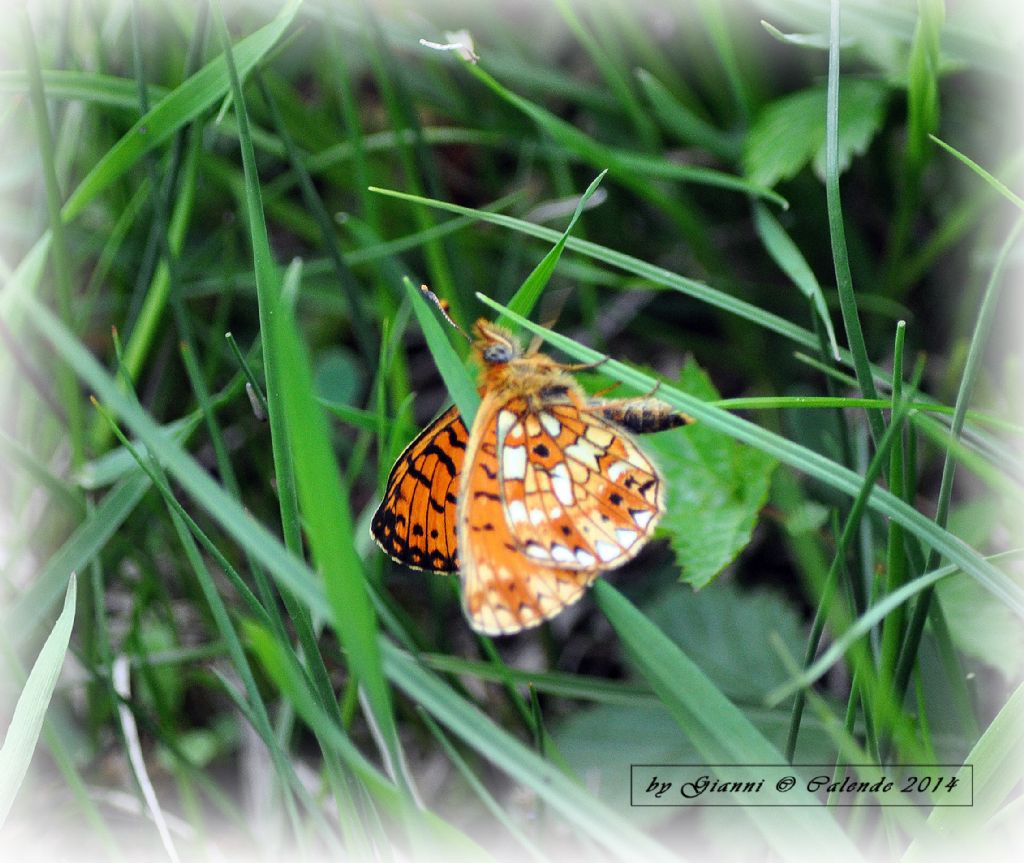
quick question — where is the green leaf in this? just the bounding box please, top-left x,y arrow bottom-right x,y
641,581 -> 806,702
743,80 -> 890,188
0,575 -> 77,827
646,359 -> 776,588
936,573 -> 1024,683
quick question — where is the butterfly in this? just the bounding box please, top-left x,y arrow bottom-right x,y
371,298 -> 689,635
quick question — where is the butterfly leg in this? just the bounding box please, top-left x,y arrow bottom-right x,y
560,355 -> 609,373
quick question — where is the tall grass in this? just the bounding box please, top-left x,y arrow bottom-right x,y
1,1 -> 1021,860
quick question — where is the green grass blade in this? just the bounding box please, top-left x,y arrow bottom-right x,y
404,276 -> 479,426
5,472 -> 151,647
635,68 -> 740,159
500,170 -> 607,328
824,0 -> 884,444
211,0 -> 406,794
0,574 -> 77,827
753,201 -> 840,360
381,642 -> 680,863
904,679 -> 1024,860
930,135 -> 1024,211
61,0 -> 300,222
767,553 -> 1024,705
371,186 -> 816,348
463,61 -> 785,207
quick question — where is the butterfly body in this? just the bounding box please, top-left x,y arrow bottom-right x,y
372,318 -> 687,635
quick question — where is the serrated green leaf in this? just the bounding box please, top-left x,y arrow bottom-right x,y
743,80 -> 890,188
646,359 -> 777,588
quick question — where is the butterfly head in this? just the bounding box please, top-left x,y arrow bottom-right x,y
472,319 -> 522,366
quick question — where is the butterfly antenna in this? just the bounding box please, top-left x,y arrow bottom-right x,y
420,284 -> 471,342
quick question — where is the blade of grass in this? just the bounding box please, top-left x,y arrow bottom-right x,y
930,134 -> 1024,212
61,0 -> 301,221
20,8 -> 83,469
381,643 -> 680,863
371,186 -> 815,348
211,0 -> 408,796
415,707 -> 549,863
552,0 -> 659,149
403,276 -> 479,426
904,679 -> 1024,860
783,387 -> 916,761
753,201 -> 840,360
635,68 -> 740,160
766,550 -> 1024,705
0,575 -> 77,827
824,0 -> 884,446
499,170 -> 607,328
890,216 -> 1024,725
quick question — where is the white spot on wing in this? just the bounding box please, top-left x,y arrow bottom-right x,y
633,510 -> 654,529
525,542 -> 550,560
575,549 -> 596,566
549,506 -> 562,519
616,528 -> 638,546
539,412 -> 561,438
565,441 -> 601,470
595,540 -> 619,562
508,499 -> 528,524
607,460 -> 632,481
503,445 -> 527,479
550,462 -> 574,505
551,544 -> 575,564
497,410 -> 517,441
530,508 -> 545,525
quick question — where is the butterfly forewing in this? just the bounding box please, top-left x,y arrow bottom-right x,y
457,395 -> 597,635
495,400 -> 663,571
371,405 -> 466,573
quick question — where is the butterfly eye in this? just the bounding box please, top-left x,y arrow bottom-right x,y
483,343 -> 513,364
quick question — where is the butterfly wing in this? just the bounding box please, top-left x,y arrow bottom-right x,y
371,405 -> 466,573
457,395 -> 597,635
495,400 -> 663,570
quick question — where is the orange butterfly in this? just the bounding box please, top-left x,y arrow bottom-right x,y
371,299 -> 688,635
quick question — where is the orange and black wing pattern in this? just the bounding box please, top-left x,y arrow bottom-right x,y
371,405 -> 466,573
495,400 -> 663,571
456,396 -> 598,635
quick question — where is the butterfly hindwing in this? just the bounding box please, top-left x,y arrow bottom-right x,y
371,405 -> 466,573
457,395 -> 597,635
